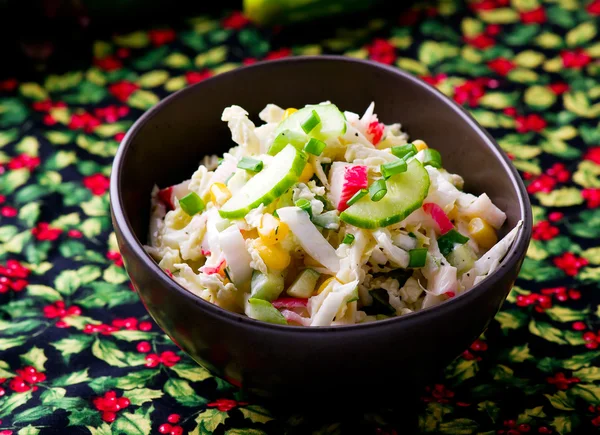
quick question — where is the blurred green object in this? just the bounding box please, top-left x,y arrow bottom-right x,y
244,0 -> 384,25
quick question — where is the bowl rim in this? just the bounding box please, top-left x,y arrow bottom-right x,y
110,55 -> 532,334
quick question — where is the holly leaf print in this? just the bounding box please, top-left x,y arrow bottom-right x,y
112,406 -> 153,435
192,409 -> 229,434
164,379 -> 208,407
240,405 -> 273,424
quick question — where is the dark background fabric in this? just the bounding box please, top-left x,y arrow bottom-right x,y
0,0 -> 599,433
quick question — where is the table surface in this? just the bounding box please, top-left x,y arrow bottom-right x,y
1,1 -> 599,434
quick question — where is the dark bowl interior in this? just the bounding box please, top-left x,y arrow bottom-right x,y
111,56 -> 531,400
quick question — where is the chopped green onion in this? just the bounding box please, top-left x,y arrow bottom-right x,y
301,110 -> 321,134
381,159 -> 407,179
223,267 -> 232,282
408,248 -> 428,268
403,151 -> 416,160
369,179 -> 387,202
437,229 -> 470,257
179,192 -> 205,216
422,148 -> 442,168
346,188 -> 368,207
237,157 -> 263,172
369,288 -> 396,315
391,144 -> 417,159
304,138 -> 327,156
273,209 -> 279,219
295,198 -> 312,214
342,234 -> 355,244
408,232 -> 417,239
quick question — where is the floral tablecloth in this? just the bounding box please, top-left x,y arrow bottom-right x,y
1,0 -> 600,433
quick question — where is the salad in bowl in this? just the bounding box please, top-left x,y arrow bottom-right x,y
145,102 -> 522,327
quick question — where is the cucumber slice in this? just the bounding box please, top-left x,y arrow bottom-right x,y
275,104 -> 346,141
267,129 -> 307,156
245,298 -> 288,325
447,244 -> 477,275
287,268 -> 320,298
340,159 -> 430,229
219,144 -> 307,219
251,270 -> 285,301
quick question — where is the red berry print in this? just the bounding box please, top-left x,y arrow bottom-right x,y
532,220 -> 559,241
561,49 -> 592,68
463,338 -> 488,361
136,341 -> 151,353
94,56 -> 122,71
145,351 -> 180,367
488,58 -> 515,76
582,188 -> 600,208
585,147 -> 600,165
1,206 -> 17,217
222,11 -> 250,29
167,414 -> 181,424
139,321 -> 152,331
207,398 -> 247,412
547,372 -> 580,390
0,78 -> 18,91
109,81 -> 139,102
93,390 -> 130,423
548,211 -> 564,222
68,112 -> 101,133
94,105 -> 129,123
68,229 -> 83,238
9,366 -> 46,393
366,39 -> 396,65
520,7 -> 546,23
83,174 -> 110,195
0,260 -> 30,294
149,29 -> 176,46
185,70 -> 213,85
588,0 -> 600,14
464,34 -> 495,49
32,222 -> 62,241
106,250 -> 124,267
265,48 -> 292,60
548,82 -> 569,95
553,252 -> 588,276
516,114 -> 546,133
421,73 -> 447,86
8,154 -> 41,171
43,300 -> 81,326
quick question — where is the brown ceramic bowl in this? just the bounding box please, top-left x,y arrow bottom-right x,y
110,56 -> 531,400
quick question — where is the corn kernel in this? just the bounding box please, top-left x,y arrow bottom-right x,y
413,140 -> 428,152
298,162 -> 314,183
303,254 -> 322,268
317,277 -> 336,294
210,183 -> 231,206
468,217 -> 498,250
258,214 -> 289,245
447,205 -> 458,221
283,108 -> 298,119
241,228 -> 258,240
255,239 -> 291,270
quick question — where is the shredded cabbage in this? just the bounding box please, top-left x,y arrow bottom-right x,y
147,102 -> 521,326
